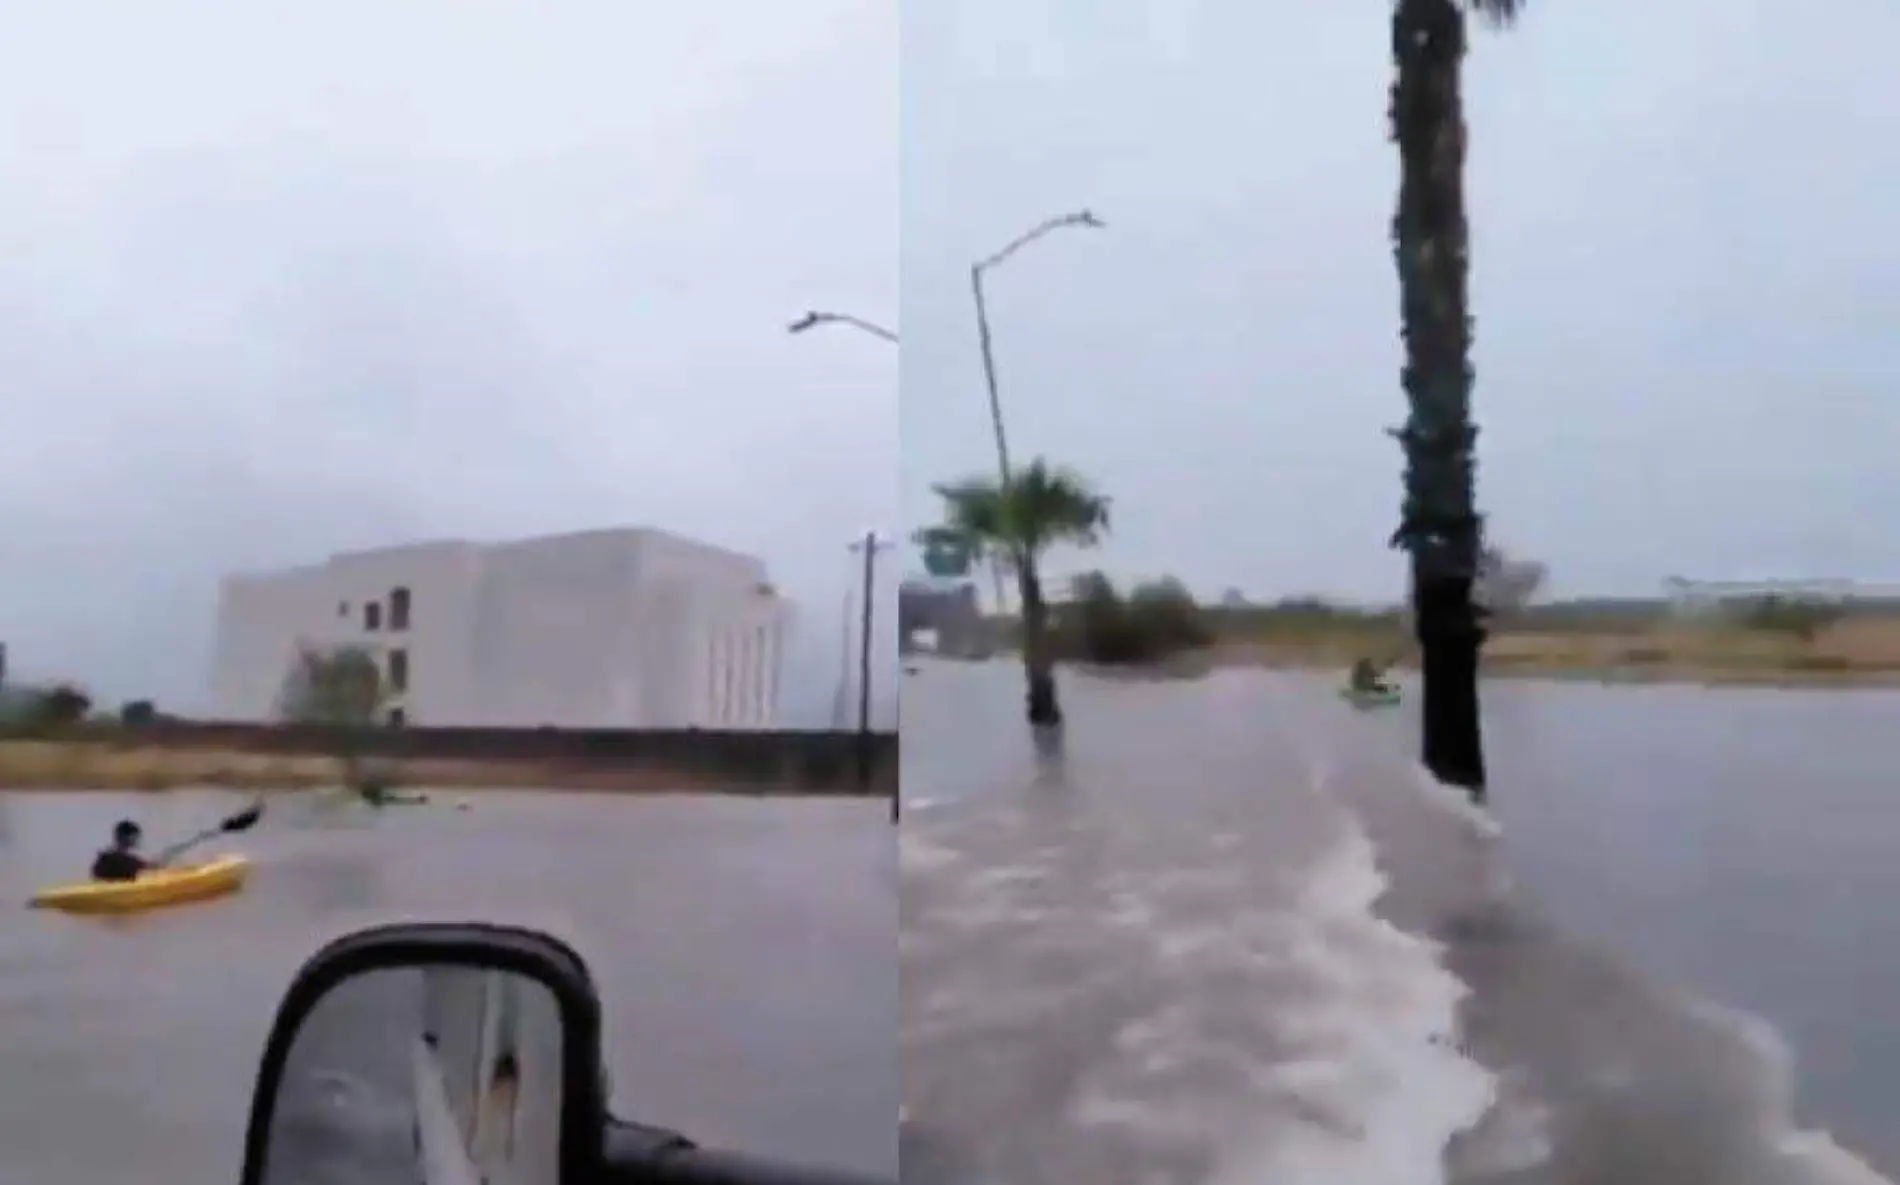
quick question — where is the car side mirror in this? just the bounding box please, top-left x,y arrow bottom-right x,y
241,922 -> 896,1185
239,922 -> 607,1185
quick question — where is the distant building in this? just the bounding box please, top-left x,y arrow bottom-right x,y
1663,576 -> 1861,618
210,528 -> 791,729
899,578 -> 988,658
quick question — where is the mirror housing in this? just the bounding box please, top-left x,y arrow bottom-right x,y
241,922 -> 895,1185
240,922 -> 608,1185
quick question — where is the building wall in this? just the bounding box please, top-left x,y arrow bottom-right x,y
623,529 -> 782,729
467,531 -> 642,728
323,541 -> 484,726
209,529 -> 790,729
210,563 -> 345,721
898,580 -> 989,658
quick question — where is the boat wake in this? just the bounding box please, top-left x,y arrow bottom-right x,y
902,669 -> 1895,1184
901,756 -> 1495,1185
1323,715 -> 1896,1185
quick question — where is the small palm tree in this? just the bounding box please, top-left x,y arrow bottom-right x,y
1388,0 -> 1523,800
932,458 -> 1110,726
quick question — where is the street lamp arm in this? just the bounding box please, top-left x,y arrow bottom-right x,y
974,209 -> 1105,274
787,310 -> 899,343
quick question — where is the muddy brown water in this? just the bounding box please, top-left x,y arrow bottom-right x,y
901,660 -> 1900,1184
0,790 -> 896,1184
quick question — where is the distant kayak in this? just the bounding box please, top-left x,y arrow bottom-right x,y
29,854 -> 251,914
366,793 -> 432,808
1339,685 -> 1402,709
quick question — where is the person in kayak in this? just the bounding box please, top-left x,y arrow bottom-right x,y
1348,658 -> 1394,695
357,780 -> 426,808
91,819 -> 153,882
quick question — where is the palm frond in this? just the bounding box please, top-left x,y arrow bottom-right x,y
1007,458 -> 1111,551
926,460 -> 1111,556
1468,0 -> 1524,28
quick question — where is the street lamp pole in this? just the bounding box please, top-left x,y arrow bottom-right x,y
969,209 -> 1105,487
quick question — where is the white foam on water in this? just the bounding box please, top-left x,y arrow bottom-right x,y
1407,764 -> 1503,840
1198,824 -> 1498,1185
1446,1068 -> 1555,1179
1679,999 -> 1896,1185
898,826 -> 964,876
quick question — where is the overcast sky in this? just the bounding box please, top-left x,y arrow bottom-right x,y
8,2 -> 1898,713
0,0 -> 897,719
902,0 -> 1900,605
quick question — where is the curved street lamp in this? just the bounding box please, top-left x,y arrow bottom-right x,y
971,209 -> 1105,482
786,311 -> 898,344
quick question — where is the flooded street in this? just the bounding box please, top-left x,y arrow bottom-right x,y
901,661 -> 1900,1185
0,790 -> 896,1185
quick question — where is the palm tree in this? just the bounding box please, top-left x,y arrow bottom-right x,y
931,458 -> 1110,726
1388,0 -> 1523,801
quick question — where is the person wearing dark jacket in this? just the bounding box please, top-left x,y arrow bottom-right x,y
1348,658 -> 1393,694
90,819 -> 153,882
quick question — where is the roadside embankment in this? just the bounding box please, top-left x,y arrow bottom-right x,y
0,722 -> 896,795
1207,619 -> 1900,687
973,599 -> 1900,688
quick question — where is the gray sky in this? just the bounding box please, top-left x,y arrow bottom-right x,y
0,1 -> 897,720
901,0 -> 1900,605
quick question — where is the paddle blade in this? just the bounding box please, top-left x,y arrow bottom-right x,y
223,803 -> 264,833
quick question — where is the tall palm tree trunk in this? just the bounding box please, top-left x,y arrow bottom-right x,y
1391,0 -> 1487,798
1018,559 -> 1062,727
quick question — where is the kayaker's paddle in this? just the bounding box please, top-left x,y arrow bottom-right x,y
151,799 -> 264,867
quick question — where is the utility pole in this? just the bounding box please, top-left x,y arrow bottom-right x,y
830,587 -> 854,730
849,530 -> 896,821
786,314 -> 898,814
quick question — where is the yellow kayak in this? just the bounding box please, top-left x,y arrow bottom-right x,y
29,854 -> 251,914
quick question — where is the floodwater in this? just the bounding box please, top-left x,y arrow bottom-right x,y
900,660 -> 1900,1185
0,789 -> 897,1185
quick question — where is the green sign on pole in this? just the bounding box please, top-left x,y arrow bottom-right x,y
917,529 -> 974,579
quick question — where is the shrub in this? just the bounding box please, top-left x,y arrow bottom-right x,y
1054,572 -> 1211,665
120,700 -> 157,726
32,684 -> 92,727
1737,595 -> 1844,642
1125,577 -> 1212,651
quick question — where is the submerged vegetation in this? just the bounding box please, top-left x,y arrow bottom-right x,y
1052,572 -> 1214,666
962,580 -> 1900,687
929,459 -> 1112,725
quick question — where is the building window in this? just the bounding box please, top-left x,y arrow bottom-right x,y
387,706 -> 406,727
338,601 -> 350,618
390,586 -> 411,631
388,648 -> 409,693
364,602 -> 382,631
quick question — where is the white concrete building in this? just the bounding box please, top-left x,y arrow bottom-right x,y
210,528 -> 791,729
